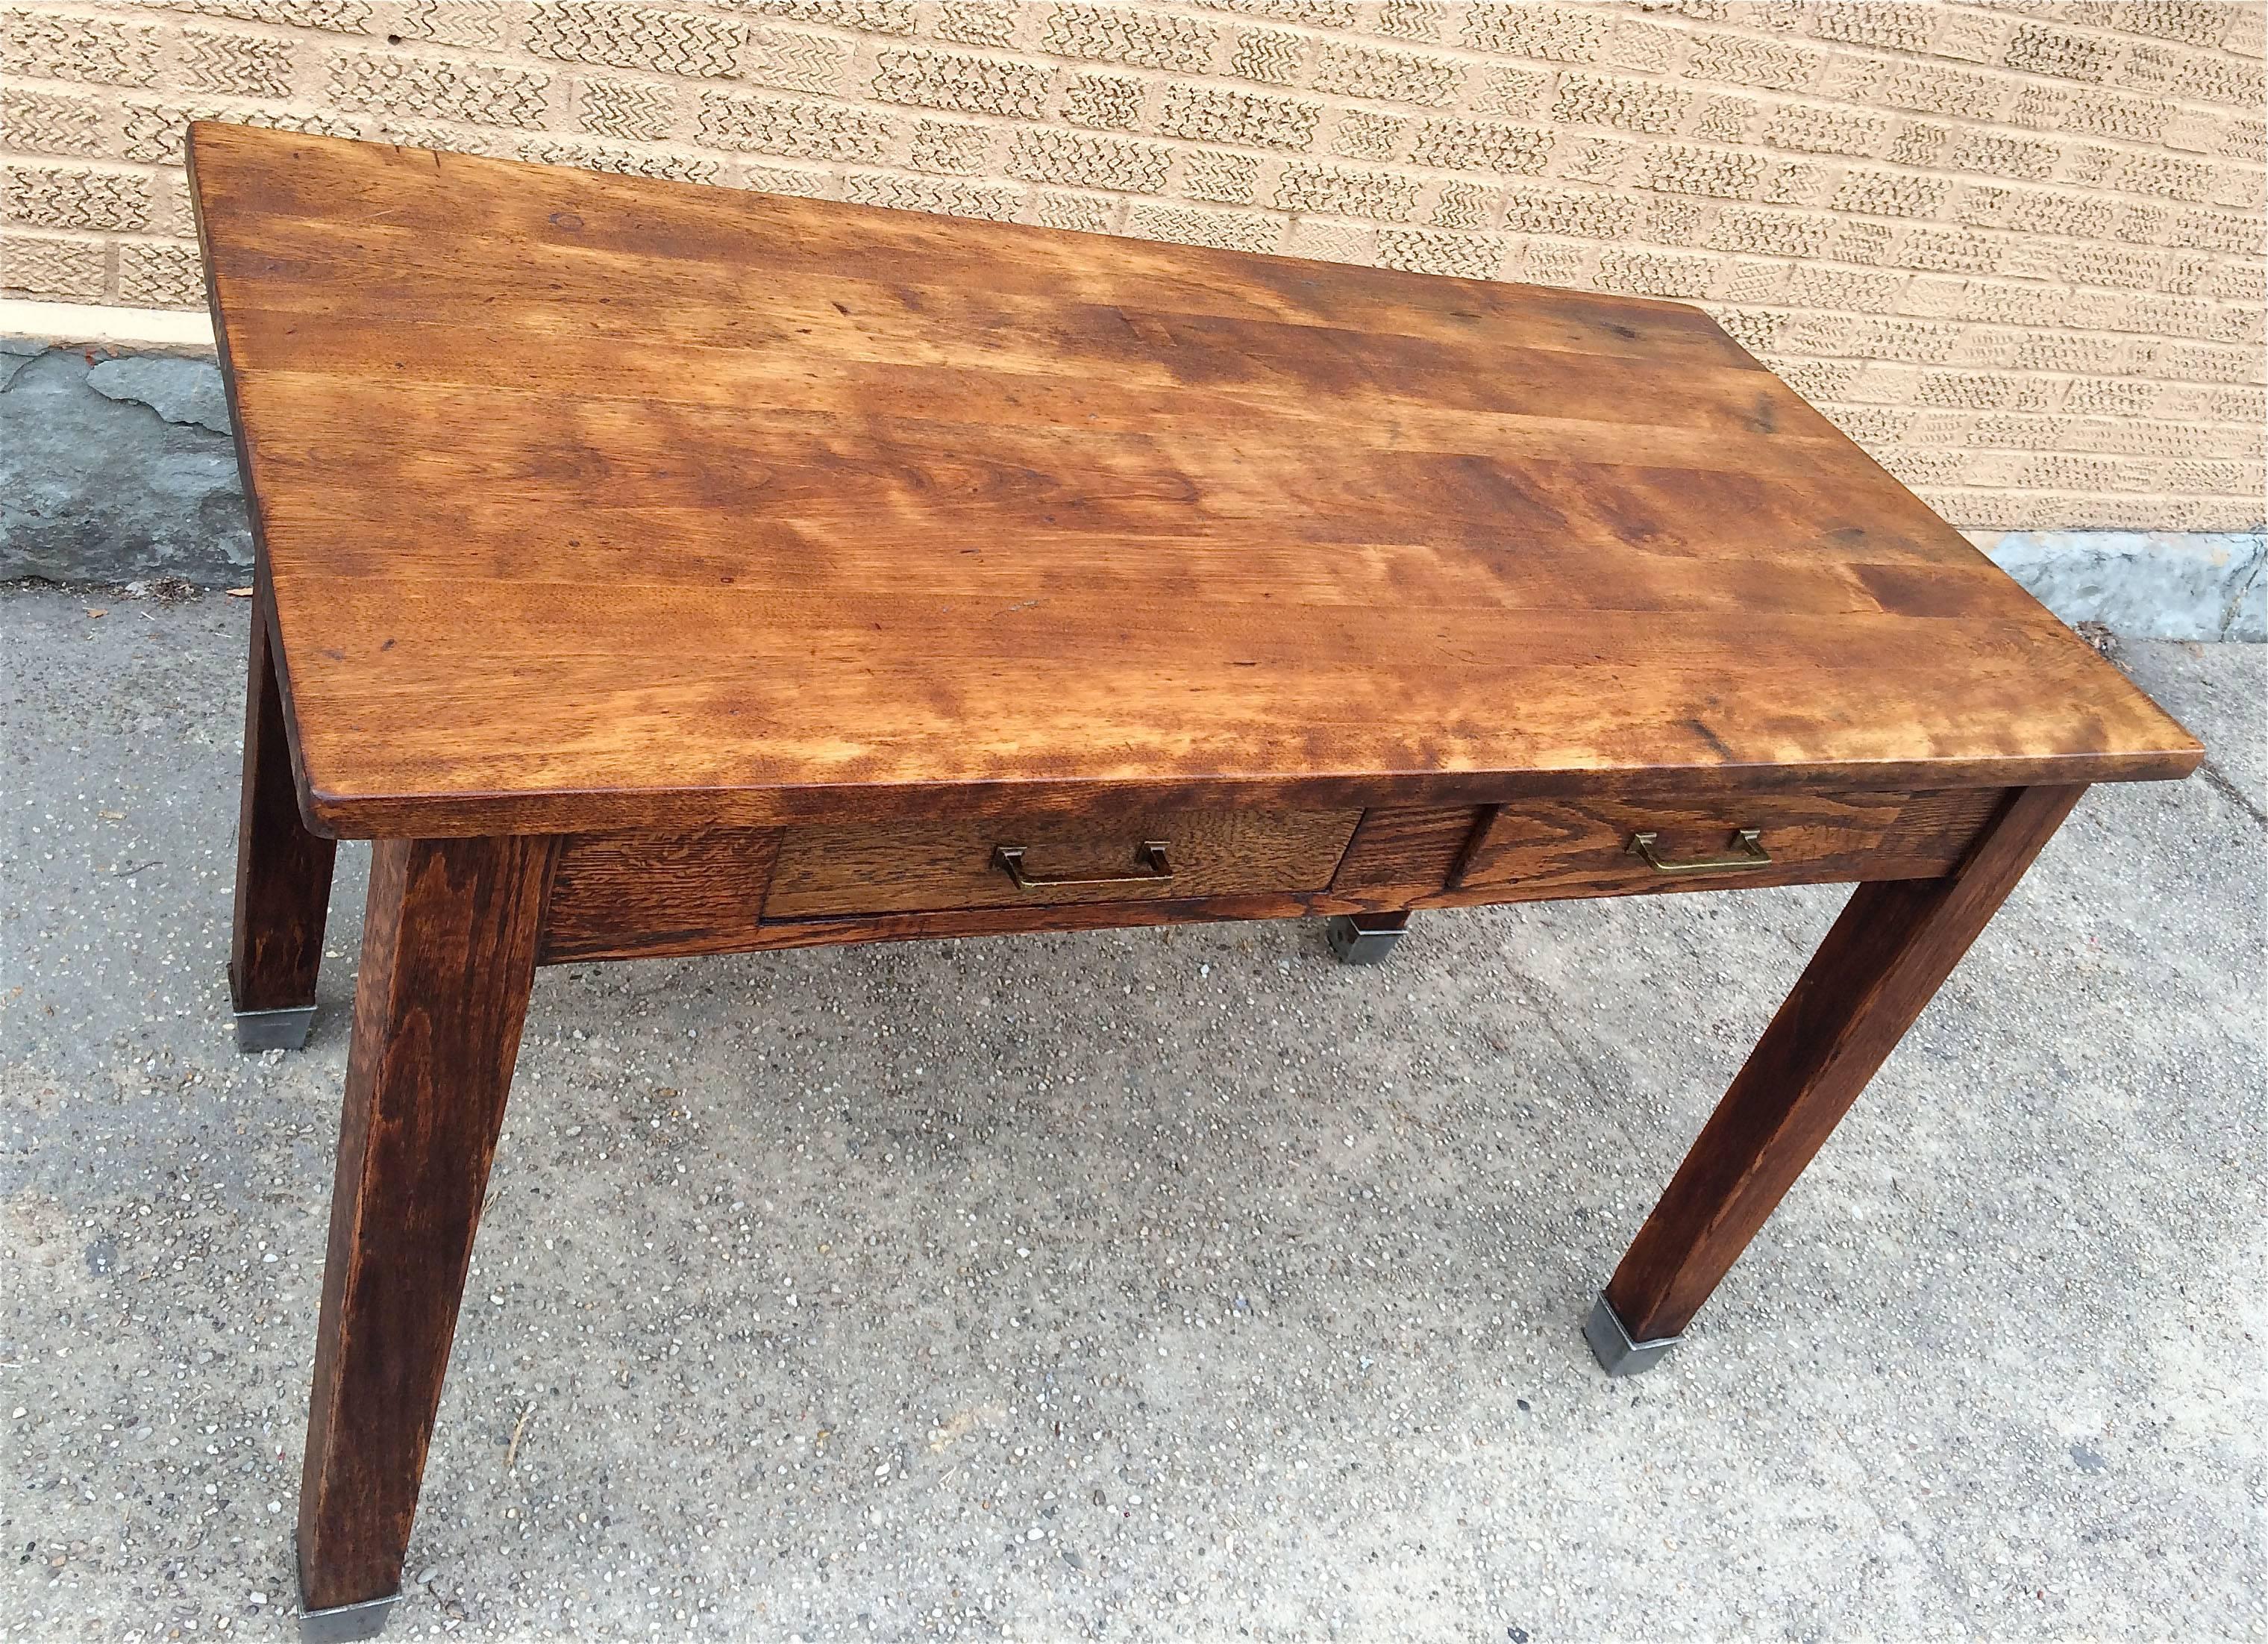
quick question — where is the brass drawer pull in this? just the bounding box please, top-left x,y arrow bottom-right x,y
992,840 -> 1173,891
1626,828 -> 1770,874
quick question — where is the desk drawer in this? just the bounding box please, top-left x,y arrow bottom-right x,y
765,808 -> 1363,919
1455,788 -> 2004,900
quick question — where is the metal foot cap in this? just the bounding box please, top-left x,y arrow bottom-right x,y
1585,1293 -> 1682,1377
234,1004 -> 316,1053
299,1593 -> 395,1644
1326,914 -> 1406,965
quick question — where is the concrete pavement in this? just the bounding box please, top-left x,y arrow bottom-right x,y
3,585 -> 2261,1642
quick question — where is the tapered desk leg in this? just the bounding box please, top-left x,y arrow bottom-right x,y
1588,784 -> 2086,1375
297,837 -> 555,1641
231,606 -> 338,1051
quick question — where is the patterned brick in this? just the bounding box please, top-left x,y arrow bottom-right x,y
0,228 -> 107,298
1789,264 -> 1902,311
166,0 -> 372,30
1685,31 -> 1827,93
2006,189 -> 2114,239
1273,162 -> 1418,221
698,91 -> 892,163
1643,144 -> 1764,201
1126,199 -> 1280,253
2120,153 -> 2217,204
1180,149 -> 1260,204
1039,5 -> 1215,72
1644,196 -> 1702,247
1,89 -> 110,159
1459,4 -> 1609,64
1228,26 -> 1306,86
845,171 -> 1021,222
2003,22 -> 2117,83
872,49 -> 1050,119
1694,94 -> 1756,145
2,163 -> 150,232
2066,90 -> 2169,143
1283,216 -> 1374,263
1516,237 -> 1591,288
1706,206 -> 1829,258
1,10 -> 157,86
1832,169 -> 1947,219
1899,226 -> 1999,274
579,78 -> 677,142
1376,225 -> 1500,279
2069,243 -> 2163,290
910,119 -> 993,174
742,28 -> 855,96
1876,62 -> 2004,122
1502,184 -> 1635,240
1429,178 -> 1496,231
330,52 -> 551,127
936,0 -> 1019,48
395,1 -> 514,51
1409,116 -> 1550,176
2006,84 -> 2071,133
1376,1 -> 1450,43
120,101 -> 358,165
759,1 -> 915,34
1007,128 -> 1170,193
1062,72 -> 1141,131
1,0 -> 2258,536
184,29 -> 298,99
1024,187 -> 1115,232
1552,72 -> 1685,135
518,137 -> 721,185
1311,41 -> 1462,107
2171,208 -> 2262,254
1949,131 -> 2059,183
737,160 -> 832,199
1195,0 -> 1356,26
523,4 -> 743,78
1809,1 -> 1935,54
1471,66 -> 1550,117
1156,84 -> 1321,152
1761,102 -> 1882,157
1330,110 -> 1406,162
115,238 -> 201,306
1594,248 -> 1715,299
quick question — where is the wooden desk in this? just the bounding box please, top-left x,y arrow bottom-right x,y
188,123 -> 2199,1643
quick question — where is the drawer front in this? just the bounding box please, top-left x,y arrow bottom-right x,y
765,808 -> 1363,919
1455,788 -> 2004,900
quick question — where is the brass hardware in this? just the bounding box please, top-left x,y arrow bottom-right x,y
992,840 -> 1174,891
1626,828 -> 1770,874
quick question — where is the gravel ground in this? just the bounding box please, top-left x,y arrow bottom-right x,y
3,587 -> 2261,1643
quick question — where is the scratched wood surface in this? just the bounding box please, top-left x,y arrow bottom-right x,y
188,124 -> 2199,840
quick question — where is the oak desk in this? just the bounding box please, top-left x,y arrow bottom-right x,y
189,124 -> 2199,1642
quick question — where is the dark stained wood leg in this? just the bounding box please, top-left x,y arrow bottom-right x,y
297,837 -> 557,1634
231,605 -> 337,1051
1326,910 -> 1409,964
1590,784 -> 2087,1374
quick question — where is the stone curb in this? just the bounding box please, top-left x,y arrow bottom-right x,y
4,337 -> 2262,640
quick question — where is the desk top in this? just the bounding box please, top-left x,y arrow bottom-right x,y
189,124 -> 2197,838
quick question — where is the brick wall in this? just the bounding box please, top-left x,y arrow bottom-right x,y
2,0 -> 2261,531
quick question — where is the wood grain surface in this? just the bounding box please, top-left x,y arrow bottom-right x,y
764,807 -> 1360,918
189,125 -> 2199,840
297,834 -> 556,1610
229,604 -> 337,1013
1456,787 -> 2002,898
